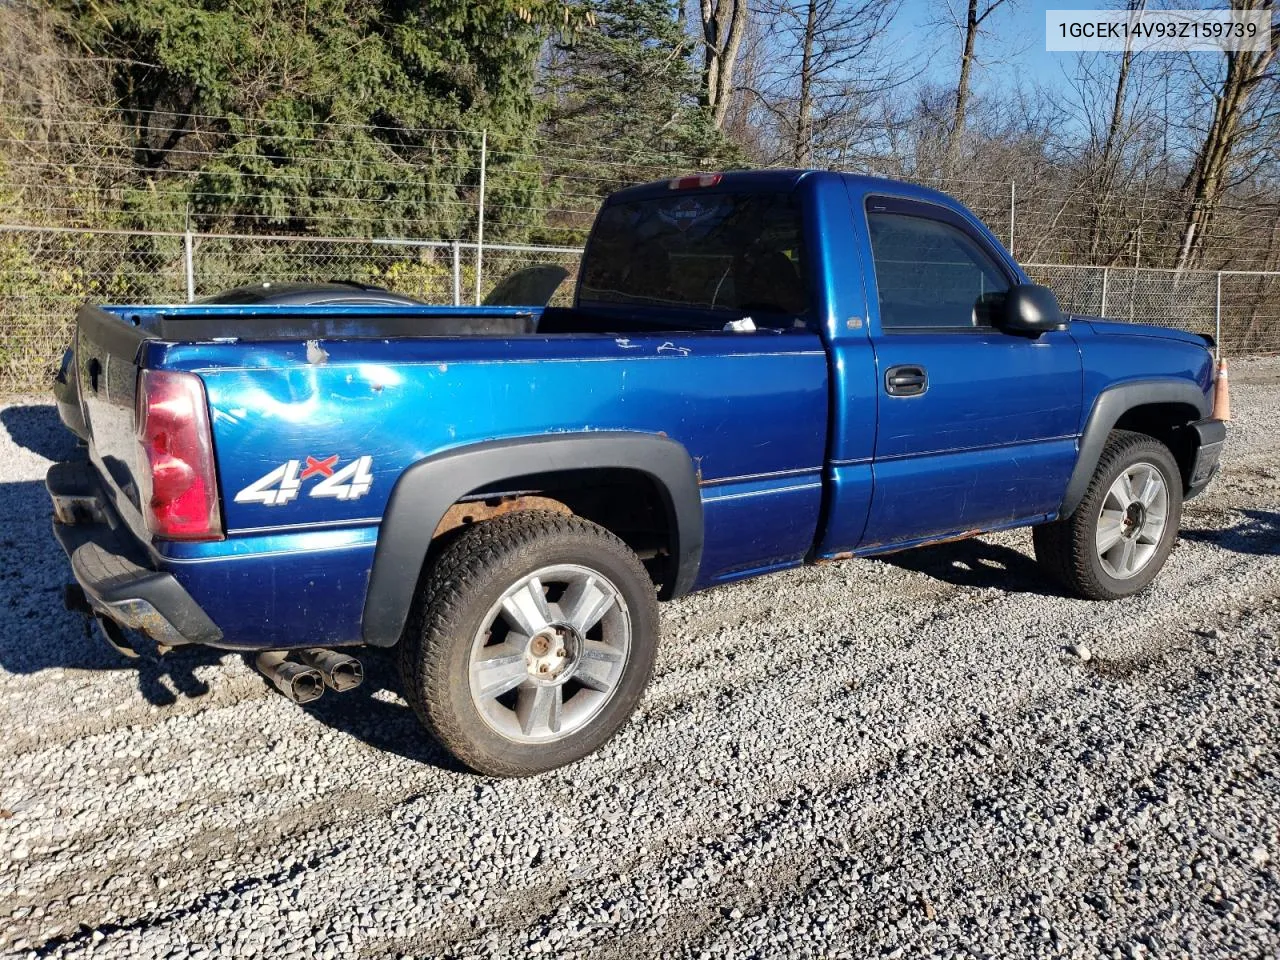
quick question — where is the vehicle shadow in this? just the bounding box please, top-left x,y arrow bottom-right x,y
1182,509 -> 1279,555
1,467 -> 461,766
878,537 -> 1069,597
0,404 -> 80,462
282,649 -> 469,773
0,467 -> 230,705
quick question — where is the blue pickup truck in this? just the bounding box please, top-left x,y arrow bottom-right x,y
49,170 -> 1226,776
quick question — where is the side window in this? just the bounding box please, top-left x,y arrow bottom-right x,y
866,210 -> 1011,330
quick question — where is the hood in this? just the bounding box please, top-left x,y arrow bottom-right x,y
1072,316 -> 1213,350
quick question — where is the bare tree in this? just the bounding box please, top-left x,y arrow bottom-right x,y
1174,0 -> 1279,269
698,0 -> 750,129
747,0 -> 903,166
1055,1 -> 1169,263
942,0 -> 1016,171
1097,4 -> 1141,176
715,12 -> 774,159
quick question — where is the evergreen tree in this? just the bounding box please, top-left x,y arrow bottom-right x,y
55,0 -> 590,239
541,0 -> 739,240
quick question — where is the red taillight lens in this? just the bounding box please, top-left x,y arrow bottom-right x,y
136,369 -> 223,541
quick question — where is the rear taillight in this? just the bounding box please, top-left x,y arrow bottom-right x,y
136,369 -> 223,541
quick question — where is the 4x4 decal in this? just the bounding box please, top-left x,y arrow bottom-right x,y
235,455 -> 374,507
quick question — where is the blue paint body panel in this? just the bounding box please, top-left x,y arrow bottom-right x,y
65,171 -> 1219,649
165,529 -> 378,647
1072,320 -> 1216,412
150,328 -> 829,646
698,470 -> 825,585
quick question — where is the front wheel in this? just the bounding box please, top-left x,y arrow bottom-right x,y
1034,430 -> 1183,600
399,511 -> 660,777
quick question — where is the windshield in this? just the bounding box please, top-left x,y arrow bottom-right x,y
578,191 -> 810,324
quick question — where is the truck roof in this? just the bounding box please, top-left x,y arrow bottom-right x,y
605,168 -> 961,208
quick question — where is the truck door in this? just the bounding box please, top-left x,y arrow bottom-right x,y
857,194 -> 1083,549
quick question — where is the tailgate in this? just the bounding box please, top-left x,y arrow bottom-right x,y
73,304 -> 155,542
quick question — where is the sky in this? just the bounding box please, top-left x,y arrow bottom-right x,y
885,0 -> 1177,100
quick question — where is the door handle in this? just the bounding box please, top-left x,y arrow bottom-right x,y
885,364 -> 928,397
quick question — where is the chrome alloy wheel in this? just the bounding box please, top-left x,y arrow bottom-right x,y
467,564 -> 631,743
1096,462 -> 1169,580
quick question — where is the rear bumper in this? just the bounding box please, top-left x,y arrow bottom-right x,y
1186,418 -> 1227,500
52,353 -> 89,443
47,460 -> 222,646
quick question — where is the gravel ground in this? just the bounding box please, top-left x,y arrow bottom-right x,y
2,358 -> 1278,960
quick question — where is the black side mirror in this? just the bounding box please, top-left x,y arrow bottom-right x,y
999,283 -> 1066,336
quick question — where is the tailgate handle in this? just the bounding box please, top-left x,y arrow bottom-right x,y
885,365 -> 928,397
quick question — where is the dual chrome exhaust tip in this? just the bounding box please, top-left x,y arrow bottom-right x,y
255,648 -> 364,704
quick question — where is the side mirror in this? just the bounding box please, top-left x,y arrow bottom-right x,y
999,283 -> 1066,336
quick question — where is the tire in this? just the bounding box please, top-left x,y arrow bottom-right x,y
1034,430 -> 1183,601
399,510 -> 660,777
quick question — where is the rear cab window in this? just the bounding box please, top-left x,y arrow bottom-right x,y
577,191 -> 811,331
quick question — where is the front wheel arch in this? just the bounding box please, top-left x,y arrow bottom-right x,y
1061,380 -> 1210,518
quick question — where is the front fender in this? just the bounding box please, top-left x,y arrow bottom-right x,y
1060,379 -> 1211,518
361,432 -> 703,647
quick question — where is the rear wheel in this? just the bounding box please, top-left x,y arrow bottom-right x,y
399,511 -> 659,777
1034,430 -> 1183,600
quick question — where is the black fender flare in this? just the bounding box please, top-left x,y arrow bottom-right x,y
1060,378 -> 1211,518
361,432 -> 704,647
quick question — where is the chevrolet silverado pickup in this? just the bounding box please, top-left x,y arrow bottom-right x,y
48,170 -> 1226,776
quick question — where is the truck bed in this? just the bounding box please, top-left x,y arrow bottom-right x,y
68,300 -> 831,649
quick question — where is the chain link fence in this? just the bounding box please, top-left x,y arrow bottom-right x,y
191,235 -> 583,307
1023,264 -> 1221,334
1023,264 -> 1280,355
2,224 -> 1277,392
1220,272 -> 1280,356
0,226 -> 593,389
0,225 -> 187,390
192,235 -> 459,303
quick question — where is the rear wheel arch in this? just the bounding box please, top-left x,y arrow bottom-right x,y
1061,380 -> 1210,518
362,433 -> 703,647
